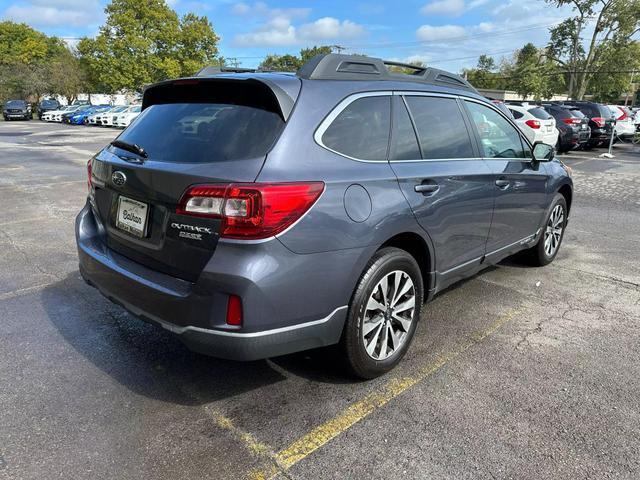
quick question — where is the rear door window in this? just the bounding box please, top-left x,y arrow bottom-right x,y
404,96 -> 474,159
509,108 -> 524,119
528,107 -> 552,120
390,99 -> 420,161
322,96 -> 391,161
465,101 -> 528,159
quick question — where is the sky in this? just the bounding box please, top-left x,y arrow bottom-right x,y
0,0 -> 577,73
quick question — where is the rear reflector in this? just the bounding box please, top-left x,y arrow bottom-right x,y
177,182 -> 325,239
226,295 -> 243,326
525,119 -> 541,129
87,160 -> 92,194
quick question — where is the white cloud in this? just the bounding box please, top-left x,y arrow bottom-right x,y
232,3 -> 366,47
416,24 -> 466,41
297,17 -> 365,41
420,0 -> 489,17
421,0 -> 466,16
4,0 -> 103,28
231,2 -> 311,21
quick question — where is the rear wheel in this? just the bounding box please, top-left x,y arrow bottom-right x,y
341,247 -> 423,379
524,193 -> 567,266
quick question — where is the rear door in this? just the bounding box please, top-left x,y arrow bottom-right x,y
389,93 -> 494,282
463,100 -> 549,260
89,79 -> 291,281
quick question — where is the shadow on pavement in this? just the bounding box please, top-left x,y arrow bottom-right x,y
42,273 -> 289,405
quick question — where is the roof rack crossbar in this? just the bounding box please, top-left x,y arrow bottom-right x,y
296,54 -> 478,93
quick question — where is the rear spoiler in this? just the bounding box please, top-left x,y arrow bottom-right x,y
142,75 -> 301,121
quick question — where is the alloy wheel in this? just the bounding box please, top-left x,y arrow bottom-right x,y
362,270 -> 416,360
544,204 -> 564,257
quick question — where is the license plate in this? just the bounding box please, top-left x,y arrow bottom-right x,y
116,196 -> 149,238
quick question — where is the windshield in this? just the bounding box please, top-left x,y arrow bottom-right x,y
41,100 -> 58,107
116,103 -> 284,163
6,101 -> 26,108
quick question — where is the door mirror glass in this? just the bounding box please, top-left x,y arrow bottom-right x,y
532,142 -> 555,162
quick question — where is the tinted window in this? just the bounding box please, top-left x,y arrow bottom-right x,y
510,108 -> 524,119
465,101 -> 527,159
390,99 -> 420,160
117,103 -> 284,163
405,96 -> 474,159
322,96 -> 391,160
528,107 -> 552,120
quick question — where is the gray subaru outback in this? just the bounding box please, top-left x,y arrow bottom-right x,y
76,54 -> 572,378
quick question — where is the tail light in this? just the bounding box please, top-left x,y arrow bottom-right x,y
562,118 -> 582,125
226,295 -> 243,326
617,109 -> 628,121
525,119 -> 541,129
177,182 -> 325,239
592,117 -> 605,128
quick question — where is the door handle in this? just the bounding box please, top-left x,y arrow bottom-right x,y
495,178 -> 510,189
414,183 -> 440,195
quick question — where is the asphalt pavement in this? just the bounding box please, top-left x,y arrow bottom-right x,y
0,121 -> 638,479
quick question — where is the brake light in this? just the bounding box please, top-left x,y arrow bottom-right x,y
87,160 -> 92,194
525,119 -> 541,129
226,295 -> 243,326
592,117 -> 605,128
177,182 -> 325,239
617,109 -> 628,121
562,118 -> 582,125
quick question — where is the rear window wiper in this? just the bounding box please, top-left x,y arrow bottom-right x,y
110,139 -> 148,159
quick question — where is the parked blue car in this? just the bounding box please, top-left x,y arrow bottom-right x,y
63,105 -> 111,125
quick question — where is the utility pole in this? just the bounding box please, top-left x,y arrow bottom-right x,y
624,71 -> 636,107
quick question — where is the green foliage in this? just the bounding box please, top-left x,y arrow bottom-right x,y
78,0 -> 221,93
0,21 -> 84,102
464,54 -> 499,89
259,46 -> 334,72
589,41 -> 640,102
546,0 -> 640,99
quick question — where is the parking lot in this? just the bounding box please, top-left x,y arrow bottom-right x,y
0,120 -> 639,479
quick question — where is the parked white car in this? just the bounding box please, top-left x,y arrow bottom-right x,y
96,105 -> 128,126
42,105 -> 80,122
114,105 -> 142,128
607,105 -> 636,139
507,104 -> 559,146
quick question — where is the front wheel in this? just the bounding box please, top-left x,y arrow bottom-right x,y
524,193 -> 567,266
341,247 -> 424,379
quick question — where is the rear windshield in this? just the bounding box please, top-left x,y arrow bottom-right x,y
568,108 -> 585,118
528,107 -> 552,120
117,102 -> 284,163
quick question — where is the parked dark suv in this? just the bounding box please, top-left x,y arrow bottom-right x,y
543,104 -> 590,152
558,101 -> 614,148
3,100 -> 32,120
76,54 -> 573,378
37,99 -> 60,119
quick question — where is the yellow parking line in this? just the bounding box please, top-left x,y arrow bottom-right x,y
249,307 -> 523,480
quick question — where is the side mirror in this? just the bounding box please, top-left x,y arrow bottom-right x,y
532,142 -> 555,162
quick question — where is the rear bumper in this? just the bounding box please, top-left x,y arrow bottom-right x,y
76,201 -> 360,360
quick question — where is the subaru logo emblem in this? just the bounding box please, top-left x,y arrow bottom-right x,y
112,171 -> 126,187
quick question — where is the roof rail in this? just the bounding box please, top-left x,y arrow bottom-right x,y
195,65 -> 258,76
296,54 -> 478,93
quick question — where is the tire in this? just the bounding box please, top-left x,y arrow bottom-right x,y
524,193 -> 567,266
341,247 -> 424,379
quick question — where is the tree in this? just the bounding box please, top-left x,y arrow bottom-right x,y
259,45 -> 335,72
0,21 -> 85,102
588,40 -> 640,102
464,54 -> 499,89
77,0 -> 221,93
546,0 -> 640,99
499,44 -> 562,100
